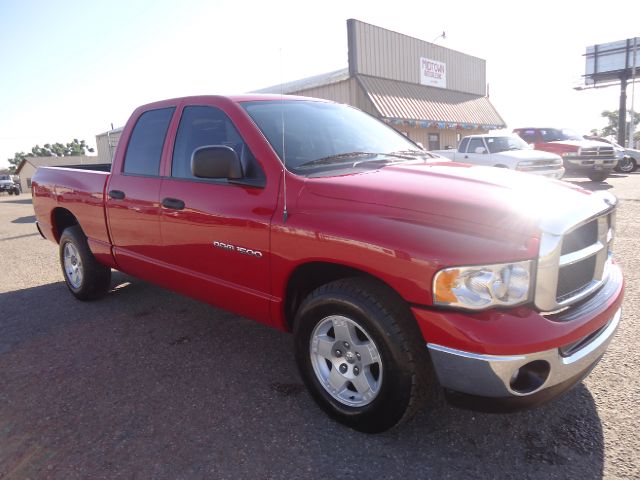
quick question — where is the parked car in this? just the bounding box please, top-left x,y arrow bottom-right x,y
513,127 -> 617,181
584,135 -> 639,173
433,134 -> 564,179
32,95 -> 623,433
0,174 -> 20,195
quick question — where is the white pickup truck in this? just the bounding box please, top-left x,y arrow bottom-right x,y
434,134 -> 564,179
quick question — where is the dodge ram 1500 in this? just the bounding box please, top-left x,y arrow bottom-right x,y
32,95 -> 624,432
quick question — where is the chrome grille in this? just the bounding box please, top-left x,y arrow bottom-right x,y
561,219 -> 598,254
579,146 -> 615,159
557,255 -> 597,300
534,192 -> 617,314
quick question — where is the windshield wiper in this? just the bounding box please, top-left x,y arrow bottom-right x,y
388,149 -> 438,159
297,150 -> 428,170
297,152 -> 379,169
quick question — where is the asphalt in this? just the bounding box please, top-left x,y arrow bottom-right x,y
0,172 -> 638,479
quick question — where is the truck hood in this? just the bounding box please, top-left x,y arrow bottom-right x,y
493,149 -> 561,162
0,180 -> 14,186
302,161 -> 608,236
548,139 -> 609,150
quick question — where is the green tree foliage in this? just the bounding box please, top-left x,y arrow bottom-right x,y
596,110 -> 640,141
7,139 -> 94,172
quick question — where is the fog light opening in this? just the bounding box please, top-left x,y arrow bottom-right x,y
509,360 -> 550,394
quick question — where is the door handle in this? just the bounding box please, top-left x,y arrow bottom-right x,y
108,190 -> 125,200
162,197 -> 185,210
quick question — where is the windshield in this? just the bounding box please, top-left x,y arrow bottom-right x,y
241,101 -> 428,174
541,128 -> 583,142
485,136 -> 529,153
0,175 -> 10,181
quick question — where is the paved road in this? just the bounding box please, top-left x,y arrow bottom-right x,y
1,173 -> 639,479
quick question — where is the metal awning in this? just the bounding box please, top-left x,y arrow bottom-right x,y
357,75 -> 506,129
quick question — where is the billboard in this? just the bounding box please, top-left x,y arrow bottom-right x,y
585,38 -> 639,85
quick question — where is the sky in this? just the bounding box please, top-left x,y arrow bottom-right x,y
1,0 -> 639,169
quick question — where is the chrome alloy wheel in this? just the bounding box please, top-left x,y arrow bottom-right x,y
618,157 -> 636,173
309,315 -> 383,407
63,242 -> 83,289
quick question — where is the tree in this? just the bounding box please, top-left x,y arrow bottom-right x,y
6,139 -> 94,173
595,110 -> 640,142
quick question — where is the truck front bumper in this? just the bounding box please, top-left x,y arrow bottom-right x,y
415,263 -> 623,411
428,307 -> 619,410
564,158 -> 617,173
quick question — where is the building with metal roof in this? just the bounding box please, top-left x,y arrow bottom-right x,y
256,19 -> 505,150
95,127 -> 124,164
15,155 -> 104,193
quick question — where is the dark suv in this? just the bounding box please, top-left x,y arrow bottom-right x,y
0,174 -> 21,195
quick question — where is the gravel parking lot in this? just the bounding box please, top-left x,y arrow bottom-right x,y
1,173 -> 639,479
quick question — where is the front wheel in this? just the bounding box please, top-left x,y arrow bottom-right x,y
59,225 -> 111,300
588,171 -> 609,182
293,278 -> 434,433
616,157 -> 637,173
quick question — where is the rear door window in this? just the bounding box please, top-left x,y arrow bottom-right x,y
123,107 -> 175,176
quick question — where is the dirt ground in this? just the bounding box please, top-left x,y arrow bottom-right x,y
1,172 -> 638,479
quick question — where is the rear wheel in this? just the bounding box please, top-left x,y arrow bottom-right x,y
616,157 -> 637,173
293,277 -> 434,433
59,225 -> 111,300
588,171 -> 609,182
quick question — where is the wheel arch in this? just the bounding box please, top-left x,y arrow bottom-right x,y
283,261 -> 409,331
51,207 -> 81,243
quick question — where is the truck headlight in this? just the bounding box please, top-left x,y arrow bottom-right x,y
433,261 -> 532,310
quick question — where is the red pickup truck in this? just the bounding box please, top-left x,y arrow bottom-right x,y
513,127 -> 618,181
32,95 -> 624,432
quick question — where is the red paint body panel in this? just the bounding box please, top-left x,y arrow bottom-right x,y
412,271 -> 623,355
32,167 -> 110,243
31,95 -> 624,355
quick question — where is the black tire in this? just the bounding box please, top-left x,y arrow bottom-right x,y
59,225 -> 111,300
616,157 -> 637,173
293,277 -> 435,433
587,171 -> 609,182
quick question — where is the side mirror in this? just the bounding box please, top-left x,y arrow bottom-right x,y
191,145 -> 242,179
474,147 -> 487,154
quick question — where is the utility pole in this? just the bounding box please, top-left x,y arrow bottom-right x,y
629,38 -> 637,148
619,75 -> 627,146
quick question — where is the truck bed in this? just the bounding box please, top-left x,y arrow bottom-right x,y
32,166 -> 112,247
56,163 -> 112,172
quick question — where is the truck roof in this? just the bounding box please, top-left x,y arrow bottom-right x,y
462,133 -> 518,138
135,94 -> 333,112
513,127 -> 571,130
